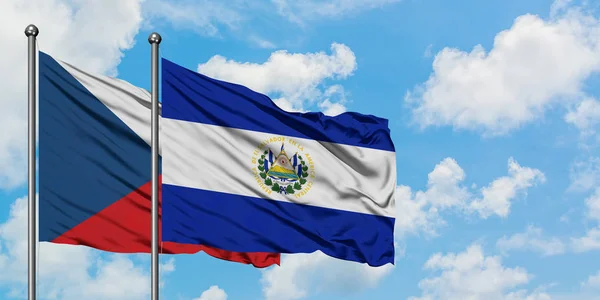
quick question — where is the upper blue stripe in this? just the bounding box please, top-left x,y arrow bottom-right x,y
39,51 -> 158,241
161,184 -> 395,267
161,58 -> 395,152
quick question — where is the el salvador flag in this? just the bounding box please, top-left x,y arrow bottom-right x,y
161,58 -> 397,266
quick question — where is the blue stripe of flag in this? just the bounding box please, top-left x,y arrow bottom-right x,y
161,184 -> 395,266
161,58 -> 395,152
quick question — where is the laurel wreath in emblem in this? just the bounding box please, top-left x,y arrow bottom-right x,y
257,149 -> 309,194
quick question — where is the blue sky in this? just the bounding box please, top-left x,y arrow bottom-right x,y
1,0 -> 600,299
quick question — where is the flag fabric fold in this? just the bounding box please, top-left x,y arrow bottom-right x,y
160,58 -> 397,267
38,51 -> 279,268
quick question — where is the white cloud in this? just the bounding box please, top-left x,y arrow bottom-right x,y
571,228 -> 600,252
143,0 -> 243,37
160,257 -> 175,273
537,270 -> 600,299
565,97 -> 600,137
569,156 -> 600,192
550,0 -> 574,17
395,157 -> 545,238
142,1 -> 397,45
585,188 -> 600,222
142,0 -> 400,39
496,226 -> 567,256
394,158 -> 469,238
409,244 -> 549,300
0,196 -> 174,299
0,0 -> 144,189
504,289 -> 553,300
423,44 -> 434,58
567,181 -> 600,253
496,186 -> 600,255
394,185 -> 443,238
570,187 -> 600,253
581,270 -> 600,289
260,251 -> 394,300
317,85 -> 348,116
194,285 -> 228,300
406,4 -> 600,136
272,0 -> 401,24
468,158 -> 546,219
318,99 -> 347,116
248,35 -> 277,49
197,43 -> 356,112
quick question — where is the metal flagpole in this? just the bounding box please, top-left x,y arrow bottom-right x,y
148,32 -> 162,300
25,24 -> 39,300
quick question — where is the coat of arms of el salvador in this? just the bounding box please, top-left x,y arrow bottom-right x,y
252,137 -> 314,197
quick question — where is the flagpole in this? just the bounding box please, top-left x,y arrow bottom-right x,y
148,32 -> 162,300
25,24 -> 39,300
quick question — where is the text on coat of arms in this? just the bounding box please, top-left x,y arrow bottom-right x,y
252,136 -> 315,197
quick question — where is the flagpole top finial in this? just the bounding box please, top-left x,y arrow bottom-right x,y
148,32 -> 162,44
24,24 -> 39,37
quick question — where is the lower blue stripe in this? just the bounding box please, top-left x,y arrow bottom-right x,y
162,184 -> 395,266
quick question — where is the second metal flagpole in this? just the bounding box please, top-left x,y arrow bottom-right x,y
25,24 -> 39,300
149,32 -> 162,300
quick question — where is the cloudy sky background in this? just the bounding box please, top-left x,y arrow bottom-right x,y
1,0 -> 600,299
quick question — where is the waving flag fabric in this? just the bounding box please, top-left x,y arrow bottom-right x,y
160,58 -> 397,267
38,51 -> 279,268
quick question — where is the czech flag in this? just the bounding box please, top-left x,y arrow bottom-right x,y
38,51 -> 280,268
